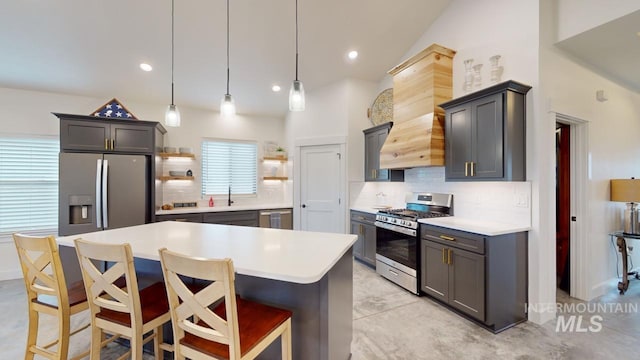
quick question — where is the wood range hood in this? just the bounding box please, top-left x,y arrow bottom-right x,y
379,44 -> 456,169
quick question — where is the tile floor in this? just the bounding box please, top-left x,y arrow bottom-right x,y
1,260 -> 639,359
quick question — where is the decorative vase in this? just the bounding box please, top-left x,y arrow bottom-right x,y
473,64 -> 483,89
489,55 -> 502,84
463,59 -> 474,93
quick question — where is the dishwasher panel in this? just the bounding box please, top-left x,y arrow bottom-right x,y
259,209 -> 293,229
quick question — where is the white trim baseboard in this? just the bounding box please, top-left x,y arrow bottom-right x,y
0,270 -> 22,281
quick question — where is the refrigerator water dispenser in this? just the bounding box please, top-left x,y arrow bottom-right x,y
69,195 -> 92,224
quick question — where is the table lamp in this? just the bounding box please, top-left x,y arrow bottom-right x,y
610,178 -> 640,234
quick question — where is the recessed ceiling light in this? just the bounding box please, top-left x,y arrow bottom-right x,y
637,31 -> 640,37
272,85 -> 281,92
347,50 -> 358,60
139,63 -> 153,72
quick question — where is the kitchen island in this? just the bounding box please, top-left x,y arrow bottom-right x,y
56,221 -> 356,359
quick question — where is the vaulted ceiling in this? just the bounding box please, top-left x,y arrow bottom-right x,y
0,0 -> 452,118
556,9 -> 640,95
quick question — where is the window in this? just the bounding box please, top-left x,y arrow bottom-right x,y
0,136 -> 59,240
201,139 -> 257,196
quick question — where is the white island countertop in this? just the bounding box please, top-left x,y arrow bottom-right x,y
57,221 -> 356,284
418,217 -> 531,236
156,203 -> 293,215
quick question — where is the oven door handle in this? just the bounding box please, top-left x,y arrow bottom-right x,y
375,221 -> 417,237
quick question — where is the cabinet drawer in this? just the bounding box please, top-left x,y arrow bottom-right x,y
421,224 -> 485,254
203,210 -> 258,227
155,213 -> 202,223
350,210 -> 376,225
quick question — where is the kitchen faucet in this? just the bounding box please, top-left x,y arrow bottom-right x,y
228,186 -> 234,206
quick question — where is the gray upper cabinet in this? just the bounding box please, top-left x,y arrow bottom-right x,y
57,113 -> 165,154
110,123 -> 154,153
441,80 -> 531,181
363,122 -> 403,182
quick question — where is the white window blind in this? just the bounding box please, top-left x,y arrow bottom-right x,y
0,137 -> 59,240
201,140 -> 257,196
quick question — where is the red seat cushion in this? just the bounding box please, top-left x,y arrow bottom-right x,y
96,282 -> 169,327
34,279 -> 87,308
180,297 -> 292,359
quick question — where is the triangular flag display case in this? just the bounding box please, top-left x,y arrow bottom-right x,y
90,98 -> 138,120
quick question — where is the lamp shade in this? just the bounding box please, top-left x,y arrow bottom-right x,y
610,179 -> 640,202
165,104 -> 181,127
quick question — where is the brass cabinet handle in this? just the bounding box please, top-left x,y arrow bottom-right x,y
374,169 -> 378,178
105,138 -> 109,150
359,224 -> 364,235
111,139 -> 115,150
174,218 -> 188,222
442,248 -> 446,264
448,249 -> 452,265
439,235 -> 456,242
464,162 -> 469,177
470,161 -> 475,177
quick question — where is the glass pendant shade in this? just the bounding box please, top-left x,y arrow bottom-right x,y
289,80 -> 305,111
165,104 -> 181,127
220,94 -> 236,117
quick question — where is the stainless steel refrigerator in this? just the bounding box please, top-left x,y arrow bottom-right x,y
59,152 -> 149,236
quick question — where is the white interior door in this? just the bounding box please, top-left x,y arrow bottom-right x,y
299,144 -> 343,233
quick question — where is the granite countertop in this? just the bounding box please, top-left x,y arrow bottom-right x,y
57,221 -> 356,284
156,203 -> 293,215
418,217 -> 530,236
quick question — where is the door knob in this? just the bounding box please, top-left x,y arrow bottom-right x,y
301,204 -> 307,208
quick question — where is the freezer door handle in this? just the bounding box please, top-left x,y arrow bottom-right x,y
102,159 -> 109,228
96,159 -> 103,228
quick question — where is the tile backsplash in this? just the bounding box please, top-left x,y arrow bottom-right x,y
350,167 -> 531,227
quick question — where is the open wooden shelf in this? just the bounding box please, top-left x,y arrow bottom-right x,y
159,176 -> 195,181
263,156 -> 288,162
159,152 -> 196,159
263,176 -> 288,181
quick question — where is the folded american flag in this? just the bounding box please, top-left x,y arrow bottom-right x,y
91,98 -> 138,119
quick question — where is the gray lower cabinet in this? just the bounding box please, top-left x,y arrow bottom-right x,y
441,80 -> 531,181
420,224 -> 527,333
203,210 -> 259,227
363,123 -> 404,182
350,211 -> 377,266
155,213 -> 203,223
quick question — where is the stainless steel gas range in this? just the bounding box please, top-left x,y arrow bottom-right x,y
375,192 -> 453,294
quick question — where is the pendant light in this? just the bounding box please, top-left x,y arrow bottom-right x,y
289,0 -> 305,111
220,0 -> 236,117
165,0 -> 181,127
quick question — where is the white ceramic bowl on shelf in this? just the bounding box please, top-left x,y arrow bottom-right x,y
179,147 -> 193,154
164,146 -> 177,153
169,170 -> 186,177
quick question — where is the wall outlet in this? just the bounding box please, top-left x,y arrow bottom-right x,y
514,191 -> 529,208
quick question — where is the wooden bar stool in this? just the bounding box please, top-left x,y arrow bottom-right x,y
74,238 -> 171,360
159,247 -> 292,360
13,233 -> 90,360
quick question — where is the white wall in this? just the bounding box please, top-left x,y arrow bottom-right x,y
556,0 -> 640,41
284,78 -> 378,231
0,86 -> 288,280
541,1 -> 640,299
160,105 -> 288,207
